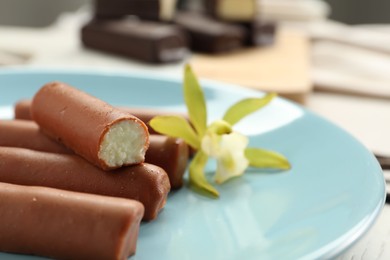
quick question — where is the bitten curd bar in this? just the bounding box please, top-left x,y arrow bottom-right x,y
31,82 -> 150,171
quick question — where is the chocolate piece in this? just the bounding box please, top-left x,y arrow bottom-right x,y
14,99 -> 189,135
146,135 -> 189,189
0,147 -> 170,221
81,19 -> 189,63
31,82 -> 150,171
0,120 -> 189,189
0,182 -> 144,260
205,0 -> 257,22
94,0 -> 178,21
14,99 -> 31,120
241,20 -> 277,46
174,11 -> 245,53
0,120 -> 71,154
375,154 -> 390,170
95,0 -> 161,20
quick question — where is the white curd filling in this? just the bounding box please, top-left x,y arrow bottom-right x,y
98,120 -> 147,167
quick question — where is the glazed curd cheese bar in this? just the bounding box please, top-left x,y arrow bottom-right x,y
81,19 -> 189,63
241,19 -> 277,46
95,0 -> 178,22
0,182 -> 144,260
0,147 -> 170,221
0,120 -> 189,189
31,82 -> 150,171
14,99 -> 189,135
174,11 -> 246,53
13,99 -> 32,120
0,120 -> 72,154
146,135 -> 189,189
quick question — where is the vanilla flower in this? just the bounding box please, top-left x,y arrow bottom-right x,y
150,64 -> 290,198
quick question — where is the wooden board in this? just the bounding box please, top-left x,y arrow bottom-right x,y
190,28 -> 311,103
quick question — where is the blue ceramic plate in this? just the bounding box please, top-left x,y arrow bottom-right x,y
0,69 -> 385,260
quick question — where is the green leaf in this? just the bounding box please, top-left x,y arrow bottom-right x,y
223,93 -> 276,126
149,115 -> 200,149
245,147 -> 291,169
189,151 -> 219,198
184,64 -> 207,137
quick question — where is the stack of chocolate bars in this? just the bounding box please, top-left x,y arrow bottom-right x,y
81,0 -> 276,63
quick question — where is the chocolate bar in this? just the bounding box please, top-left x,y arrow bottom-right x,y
146,135 -> 189,189
375,154 -> 390,170
241,20 -> 277,46
0,182 -> 144,259
31,82 -> 150,171
0,120 -> 189,189
0,147 -> 170,221
95,0 -> 161,20
205,0 -> 257,22
174,11 -> 245,53
0,120 -> 71,154
14,99 -> 31,120
15,99 -> 189,135
95,0 -> 178,21
81,19 -> 188,63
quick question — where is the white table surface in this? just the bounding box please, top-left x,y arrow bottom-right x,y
0,15 -> 389,259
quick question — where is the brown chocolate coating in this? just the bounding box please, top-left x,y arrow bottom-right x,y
81,19 -> 189,63
146,135 -> 189,189
241,20 -> 277,46
0,147 -> 170,221
174,11 -> 245,53
94,0 -> 161,20
0,120 -> 189,189
0,120 -> 71,154
31,82 -> 150,171
14,99 -> 189,135
0,182 -> 144,260
14,99 -> 32,120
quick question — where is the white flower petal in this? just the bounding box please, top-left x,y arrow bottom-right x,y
214,132 -> 249,183
201,132 -> 221,157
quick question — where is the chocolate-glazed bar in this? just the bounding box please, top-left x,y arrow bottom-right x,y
0,120 -> 189,189
95,0 -> 161,20
0,120 -> 71,154
31,82 -> 150,171
205,0 -> 257,22
0,182 -> 144,260
14,99 -> 31,120
0,147 -> 170,221
174,11 -> 245,53
95,0 -> 178,21
81,19 -> 189,63
146,135 -> 189,189
241,20 -> 277,46
14,99 -> 189,135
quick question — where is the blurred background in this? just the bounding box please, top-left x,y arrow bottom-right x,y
1,0 -> 390,26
